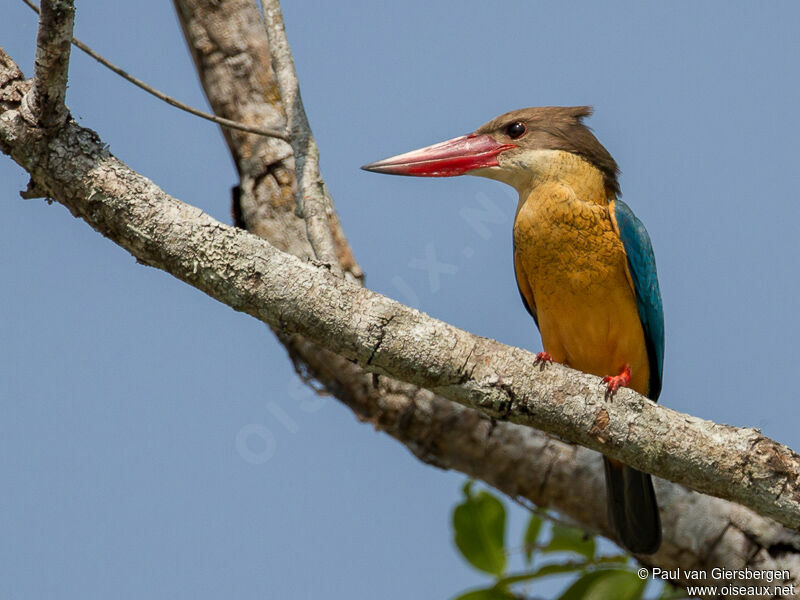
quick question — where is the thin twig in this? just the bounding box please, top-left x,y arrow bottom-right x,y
262,0 -> 342,275
26,0 -> 74,127
20,0 -> 290,141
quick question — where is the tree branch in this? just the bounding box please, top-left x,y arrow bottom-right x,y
23,0 -> 74,127
262,0 -> 341,274
280,338 -> 800,588
1,50 -> 799,542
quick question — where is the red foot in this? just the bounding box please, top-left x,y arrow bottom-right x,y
603,364 -> 631,398
534,351 -> 553,370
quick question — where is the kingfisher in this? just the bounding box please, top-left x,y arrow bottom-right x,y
361,106 -> 664,554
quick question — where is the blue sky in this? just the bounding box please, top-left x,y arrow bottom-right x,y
2,1 -> 800,598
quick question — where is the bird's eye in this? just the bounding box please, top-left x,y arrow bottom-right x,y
505,121 -> 527,139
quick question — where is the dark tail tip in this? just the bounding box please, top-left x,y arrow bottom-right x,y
603,457 -> 662,554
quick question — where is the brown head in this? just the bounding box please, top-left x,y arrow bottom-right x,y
362,106 -> 620,198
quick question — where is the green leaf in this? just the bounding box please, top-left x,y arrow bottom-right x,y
582,570 -> 647,600
452,587 -> 516,600
452,483 -> 507,576
542,524 -> 595,560
557,571 -> 612,600
523,514 -> 543,563
557,569 -> 646,600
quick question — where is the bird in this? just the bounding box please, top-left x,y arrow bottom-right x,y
361,106 -> 664,555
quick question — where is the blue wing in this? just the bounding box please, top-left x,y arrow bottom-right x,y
613,200 -> 664,401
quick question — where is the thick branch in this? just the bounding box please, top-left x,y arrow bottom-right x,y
1,51 -> 799,538
286,337 -> 800,588
262,0 -> 341,274
24,0 -> 74,127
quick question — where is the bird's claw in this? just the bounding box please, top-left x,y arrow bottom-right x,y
602,365 -> 631,399
534,351 -> 553,370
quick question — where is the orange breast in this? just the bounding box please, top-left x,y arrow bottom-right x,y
514,182 -> 650,396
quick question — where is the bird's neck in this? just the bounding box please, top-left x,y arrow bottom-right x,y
515,150 -> 612,211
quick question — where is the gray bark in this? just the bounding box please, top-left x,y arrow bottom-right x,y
23,0 -> 74,128
262,0 -> 341,274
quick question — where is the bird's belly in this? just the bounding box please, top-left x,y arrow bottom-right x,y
514,189 -> 651,395
534,272 -> 650,395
